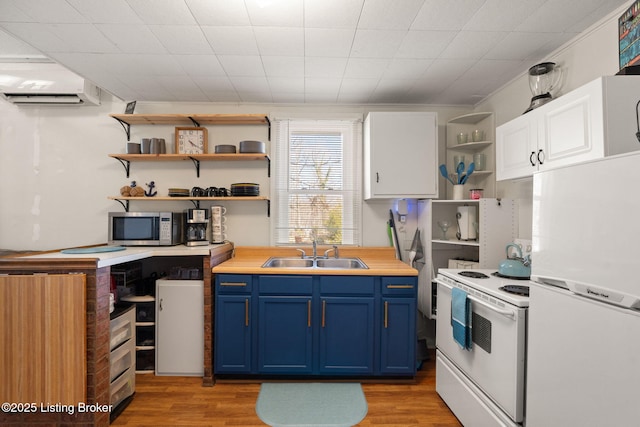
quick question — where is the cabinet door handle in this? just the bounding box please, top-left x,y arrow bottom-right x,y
384,301 -> 388,329
221,282 -> 247,287
529,151 -> 537,166
537,149 -> 544,165
386,284 -> 414,289
307,300 -> 312,327
159,298 -> 163,311
321,300 -> 326,328
376,172 -> 380,183
245,298 -> 249,327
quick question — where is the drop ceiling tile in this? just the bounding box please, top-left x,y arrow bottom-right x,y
305,28 -> 355,57
411,0 -> 485,31
237,90 -> 273,103
1,23 -> 72,52
190,75 -> 235,91
304,57 -> 348,78
262,56 -> 304,77
0,1 -> 34,22
383,58 -> 433,79
253,27 -> 304,56
149,25 -> 213,54
45,23 -> 121,53
66,0 -> 143,24
461,59 -> 526,81
304,0 -> 363,28
173,55 -> 226,76
0,29 -> 44,57
396,30 -> 457,59
186,0 -> 251,26
304,77 -> 342,94
343,58 -> 390,79
272,92 -> 305,103
418,58 -> 477,87
338,77 -> 379,94
158,76 -> 208,100
203,91 -> 242,102
268,76 -> 304,93
96,24 -> 166,54
483,32 -> 557,60
218,55 -> 265,77
464,0 -> 547,32
201,26 -> 259,55
126,0 -> 198,25
10,0 -> 87,23
358,0 -> 424,30
439,31 -> 508,59
113,54 -> 185,75
244,0 -> 303,27
229,75 -> 269,92
351,29 -> 407,58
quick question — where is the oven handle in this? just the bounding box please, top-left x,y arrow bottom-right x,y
436,278 -> 516,320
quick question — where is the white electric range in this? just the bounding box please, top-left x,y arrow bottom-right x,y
435,269 -> 529,427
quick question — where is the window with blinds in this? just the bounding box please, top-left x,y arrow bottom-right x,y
272,118 -> 362,245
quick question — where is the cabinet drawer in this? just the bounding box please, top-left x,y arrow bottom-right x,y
258,275 -> 313,295
381,277 -> 417,295
319,276 -> 375,295
110,367 -> 135,407
110,338 -> 135,382
216,274 -> 252,293
110,307 -> 135,351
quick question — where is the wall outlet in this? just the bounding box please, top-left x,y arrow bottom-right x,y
514,239 -> 532,259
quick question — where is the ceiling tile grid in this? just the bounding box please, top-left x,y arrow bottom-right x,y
0,0 -> 631,105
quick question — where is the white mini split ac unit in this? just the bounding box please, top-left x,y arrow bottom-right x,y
0,62 -> 101,106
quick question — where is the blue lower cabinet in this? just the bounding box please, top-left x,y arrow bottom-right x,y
380,276 -> 417,375
258,296 -> 313,373
319,297 -> 375,374
214,294 -> 252,373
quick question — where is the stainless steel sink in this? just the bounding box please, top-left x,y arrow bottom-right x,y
262,257 -> 314,268
262,256 -> 368,269
315,258 -> 368,269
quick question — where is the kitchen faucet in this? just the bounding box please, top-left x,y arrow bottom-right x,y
324,245 -> 339,259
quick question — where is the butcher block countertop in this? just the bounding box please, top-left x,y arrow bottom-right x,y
212,246 -> 418,276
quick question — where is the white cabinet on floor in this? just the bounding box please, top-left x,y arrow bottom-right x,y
364,111 -> 438,199
496,75 -> 640,181
156,278 -> 204,376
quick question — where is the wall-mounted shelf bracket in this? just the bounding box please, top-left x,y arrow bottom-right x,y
188,116 -> 200,127
265,116 -> 271,141
112,117 -> 132,141
114,199 -> 130,212
113,157 -> 132,177
188,157 -> 201,177
266,155 -> 271,177
267,199 -> 271,217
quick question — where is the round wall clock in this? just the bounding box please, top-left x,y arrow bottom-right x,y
175,127 -> 208,154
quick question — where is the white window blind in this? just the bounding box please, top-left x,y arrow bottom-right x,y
271,118 -> 362,245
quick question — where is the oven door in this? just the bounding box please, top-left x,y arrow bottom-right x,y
436,277 -> 526,423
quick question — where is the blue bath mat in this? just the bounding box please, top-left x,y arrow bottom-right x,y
256,382 -> 367,426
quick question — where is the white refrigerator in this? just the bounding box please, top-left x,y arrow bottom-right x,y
527,151 -> 640,426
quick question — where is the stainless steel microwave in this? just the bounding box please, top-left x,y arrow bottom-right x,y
108,212 -> 185,246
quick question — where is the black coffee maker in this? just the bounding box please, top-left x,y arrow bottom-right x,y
184,208 -> 209,246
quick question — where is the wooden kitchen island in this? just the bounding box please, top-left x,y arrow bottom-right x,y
0,243 -> 232,427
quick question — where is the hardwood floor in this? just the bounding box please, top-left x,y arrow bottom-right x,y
112,354 -> 461,427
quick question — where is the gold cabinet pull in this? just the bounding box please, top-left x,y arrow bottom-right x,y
384,301 -> 388,328
245,298 -> 249,326
386,284 -> 414,289
307,300 -> 312,327
321,300 -> 326,328
221,282 -> 247,287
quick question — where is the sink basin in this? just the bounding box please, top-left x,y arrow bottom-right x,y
262,257 -> 368,269
262,257 -> 314,268
315,258 -> 368,269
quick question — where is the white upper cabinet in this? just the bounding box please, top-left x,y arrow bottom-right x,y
497,76 -> 640,181
364,112 -> 438,199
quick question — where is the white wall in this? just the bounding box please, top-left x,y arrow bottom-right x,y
475,4 -> 629,238
0,93 -> 467,251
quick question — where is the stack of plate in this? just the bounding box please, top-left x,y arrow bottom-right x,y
230,183 -> 260,196
168,188 -> 190,197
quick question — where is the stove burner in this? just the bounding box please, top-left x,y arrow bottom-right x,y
499,285 -> 530,297
492,271 -> 530,280
459,271 -> 489,279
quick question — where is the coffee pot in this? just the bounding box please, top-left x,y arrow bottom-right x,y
185,208 -> 209,246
